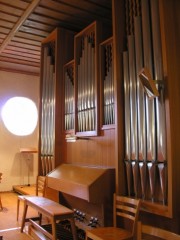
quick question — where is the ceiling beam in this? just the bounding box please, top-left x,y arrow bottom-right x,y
0,0 -> 41,54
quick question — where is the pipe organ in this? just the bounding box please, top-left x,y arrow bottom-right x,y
77,33 -> 95,133
39,23 -> 113,168
123,0 -> 167,205
74,22 -> 101,136
38,0 -> 179,224
41,44 -> 55,175
33,0 -> 180,235
64,61 -> 75,131
100,37 -> 115,127
39,28 -> 75,173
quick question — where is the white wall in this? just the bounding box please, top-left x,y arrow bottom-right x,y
0,70 -> 39,191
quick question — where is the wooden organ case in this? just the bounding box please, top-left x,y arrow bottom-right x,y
38,21 -> 115,239
113,0 -> 180,233
38,0 -> 180,236
39,28 -> 75,175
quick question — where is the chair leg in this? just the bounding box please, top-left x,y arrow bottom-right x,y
0,195 -> 2,210
39,213 -> 42,225
85,234 -> 90,240
17,198 -> 20,220
51,217 -> 57,240
21,203 -> 28,232
69,218 -> 78,240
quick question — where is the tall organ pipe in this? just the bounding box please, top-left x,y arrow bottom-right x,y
48,64 -> 54,173
150,0 -> 166,162
128,35 -> 139,198
41,46 -> 48,176
128,35 -> 138,162
141,0 -> 156,161
41,46 -> 55,175
134,16 -> 147,199
44,55 -> 52,174
123,51 -> 132,196
77,34 -> 95,132
142,0 -> 156,202
150,0 -> 167,204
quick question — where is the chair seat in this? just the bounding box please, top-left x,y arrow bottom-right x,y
86,227 -> 133,240
86,195 -> 141,240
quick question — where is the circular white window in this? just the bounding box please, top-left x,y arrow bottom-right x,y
1,97 -> 38,136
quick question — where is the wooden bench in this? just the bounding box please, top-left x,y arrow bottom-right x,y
21,196 -> 77,240
17,175 -> 46,220
137,221 -> 180,240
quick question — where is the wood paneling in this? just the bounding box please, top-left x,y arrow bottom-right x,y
0,0 -> 112,75
66,129 -> 116,167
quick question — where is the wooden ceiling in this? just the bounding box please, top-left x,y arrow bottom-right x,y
0,0 -> 112,75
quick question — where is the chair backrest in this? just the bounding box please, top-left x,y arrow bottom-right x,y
36,175 -> 46,197
137,221 -> 180,240
114,194 -> 141,236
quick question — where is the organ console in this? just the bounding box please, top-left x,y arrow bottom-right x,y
28,164 -> 115,239
46,164 -> 115,228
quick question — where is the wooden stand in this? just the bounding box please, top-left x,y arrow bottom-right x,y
20,148 -> 37,186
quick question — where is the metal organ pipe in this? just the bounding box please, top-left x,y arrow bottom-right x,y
64,65 -> 74,131
77,33 -> 95,133
45,55 -> 52,174
128,35 -> 139,198
141,0 -> 156,202
141,0 -> 156,161
150,0 -> 167,204
123,0 -> 167,204
134,17 -> 146,162
151,0 -> 166,161
41,46 -> 48,176
123,51 -> 132,197
103,43 -> 114,126
41,45 -> 55,175
134,16 -> 147,200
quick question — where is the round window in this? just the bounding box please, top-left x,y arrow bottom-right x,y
1,97 -> 38,136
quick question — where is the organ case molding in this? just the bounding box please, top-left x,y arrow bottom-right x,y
63,60 -> 75,133
74,21 -> 102,137
38,1 -> 180,228
99,37 -> 115,129
39,28 -> 75,175
112,0 -> 180,225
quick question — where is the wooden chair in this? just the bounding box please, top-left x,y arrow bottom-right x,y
137,221 -> 180,240
0,173 -> 2,210
17,175 -> 46,220
86,194 -> 141,240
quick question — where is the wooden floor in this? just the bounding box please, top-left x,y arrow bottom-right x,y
0,186 -> 38,240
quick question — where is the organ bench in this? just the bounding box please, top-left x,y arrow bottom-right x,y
20,196 -> 77,240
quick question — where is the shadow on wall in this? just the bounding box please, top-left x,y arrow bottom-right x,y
11,152 -> 34,184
